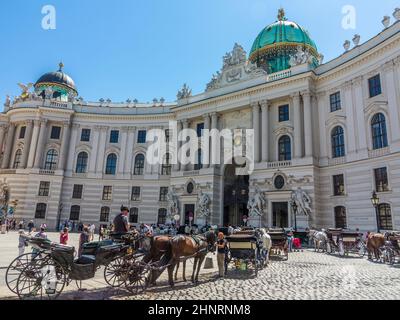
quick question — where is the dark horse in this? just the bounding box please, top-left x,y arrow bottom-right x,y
166,231 -> 216,287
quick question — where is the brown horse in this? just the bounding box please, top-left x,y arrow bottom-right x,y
366,232 -> 385,261
166,231 -> 216,287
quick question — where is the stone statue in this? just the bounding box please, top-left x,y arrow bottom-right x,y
167,187 -> 179,218
67,91 -> 75,102
196,190 -> 211,218
44,87 -> 53,100
177,83 -> 192,100
247,186 -> 266,217
291,187 -> 312,216
17,83 -> 34,100
4,95 -> 11,108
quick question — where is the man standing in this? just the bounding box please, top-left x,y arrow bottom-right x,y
113,206 -> 129,233
216,232 -> 227,278
89,223 -> 95,241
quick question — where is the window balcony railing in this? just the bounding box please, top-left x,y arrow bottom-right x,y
328,157 -> 346,166
368,147 -> 390,159
183,170 -> 200,176
39,169 -> 55,175
0,169 -> 16,174
267,161 -> 292,169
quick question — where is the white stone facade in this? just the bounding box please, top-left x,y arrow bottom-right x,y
1,19 -> 400,231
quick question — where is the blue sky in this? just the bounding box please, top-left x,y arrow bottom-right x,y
0,0 -> 398,108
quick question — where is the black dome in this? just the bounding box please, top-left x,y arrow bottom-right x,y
35,63 -> 77,93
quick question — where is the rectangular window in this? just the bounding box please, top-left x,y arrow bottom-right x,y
72,184 -> 83,199
369,74 -> 382,98
38,181 -> 50,197
129,207 -> 139,223
70,206 -> 80,221
197,123 -> 205,137
279,105 -> 289,122
330,92 -> 341,112
137,130 -> 147,144
131,187 -> 141,201
35,203 -> 47,219
81,129 -> 91,142
159,187 -> 168,202
333,174 -> 345,196
110,130 -> 119,143
374,167 -> 389,192
19,126 -> 26,139
50,126 -> 62,139
102,186 -> 112,201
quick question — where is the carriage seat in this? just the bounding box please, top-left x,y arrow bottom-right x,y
76,254 -> 96,265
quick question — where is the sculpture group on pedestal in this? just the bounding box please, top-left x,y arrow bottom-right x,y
291,187 -> 312,216
247,186 -> 266,217
196,190 -> 211,218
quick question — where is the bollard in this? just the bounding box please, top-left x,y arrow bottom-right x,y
203,256 -> 214,269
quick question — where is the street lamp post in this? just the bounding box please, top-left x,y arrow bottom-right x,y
371,191 -> 380,233
291,200 -> 298,232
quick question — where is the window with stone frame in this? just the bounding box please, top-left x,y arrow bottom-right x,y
373,167 -> 389,193
334,206 -> 347,229
44,149 -> 58,170
100,206 -> 110,222
278,105 -> 289,122
105,153 -> 117,175
134,154 -> 145,175
19,126 -> 26,139
76,152 -> 88,173
129,207 -> 139,223
69,205 -> 80,221
81,129 -> 91,142
159,187 -> 168,202
278,135 -> 291,161
102,186 -> 112,201
72,184 -> 83,199
378,203 -> 393,230
131,187 -> 141,201
333,174 -> 345,196
368,74 -> 382,98
137,130 -> 147,144
330,92 -> 341,112
110,130 -> 119,143
38,181 -> 50,197
35,203 -> 47,219
50,126 -> 62,140
371,113 -> 388,150
158,208 -> 167,225
331,126 -> 346,158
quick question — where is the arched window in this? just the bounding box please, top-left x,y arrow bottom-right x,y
134,154 -> 145,175
13,149 -> 22,169
194,149 -> 203,170
100,206 -> 110,222
76,152 -> 88,173
331,126 -> 345,158
105,153 -> 117,175
70,205 -> 80,221
35,203 -> 47,219
334,206 -> 347,229
158,208 -> 167,225
129,207 -> 139,223
161,153 -> 172,175
278,136 -> 291,161
44,149 -> 58,170
371,113 -> 388,150
378,203 -> 393,230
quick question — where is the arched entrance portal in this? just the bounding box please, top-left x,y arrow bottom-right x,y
223,163 -> 249,226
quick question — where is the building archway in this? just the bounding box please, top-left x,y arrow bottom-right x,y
223,161 -> 249,227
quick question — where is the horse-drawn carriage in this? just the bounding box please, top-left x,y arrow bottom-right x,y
379,232 -> 400,265
325,228 -> 366,257
267,228 -> 289,260
5,232 -> 144,300
225,228 -> 269,275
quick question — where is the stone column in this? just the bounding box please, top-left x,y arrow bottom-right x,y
96,126 -> 108,173
0,125 -> 7,159
89,127 -> 99,173
33,120 -> 48,169
2,123 -> 16,169
252,102 -> 260,163
383,61 -> 400,143
317,92 -> 328,160
180,119 -> 189,172
58,122 -> 71,170
302,91 -> 313,158
20,120 -> 34,168
173,121 -> 182,172
292,93 -> 303,159
27,120 -> 40,168
65,124 -> 79,173
203,114 -> 210,169
352,76 -> 368,155
118,127 -> 129,174
210,113 -> 219,167
343,81 -> 356,155
124,126 -> 135,174
260,100 -> 269,162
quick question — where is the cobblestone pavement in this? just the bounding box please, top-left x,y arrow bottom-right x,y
1,231 -> 400,300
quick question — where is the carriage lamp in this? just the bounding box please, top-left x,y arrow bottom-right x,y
291,201 -> 298,232
371,191 -> 381,233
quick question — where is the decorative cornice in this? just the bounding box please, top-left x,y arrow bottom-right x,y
352,75 -> 363,87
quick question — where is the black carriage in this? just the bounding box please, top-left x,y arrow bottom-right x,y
380,232 -> 400,265
225,230 -> 266,275
325,228 -> 366,257
268,228 -> 289,260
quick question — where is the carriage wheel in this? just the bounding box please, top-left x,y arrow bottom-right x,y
104,256 -> 131,287
125,261 -> 151,295
385,248 -> 395,265
5,252 -> 44,295
15,258 -> 66,300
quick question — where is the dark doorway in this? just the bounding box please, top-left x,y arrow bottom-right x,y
184,204 -> 195,225
223,163 -> 249,227
272,202 -> 288,228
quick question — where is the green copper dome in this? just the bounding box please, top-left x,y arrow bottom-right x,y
249,9 -> 319,74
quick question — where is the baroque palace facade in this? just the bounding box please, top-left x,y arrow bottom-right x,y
1,9 -> 400,231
